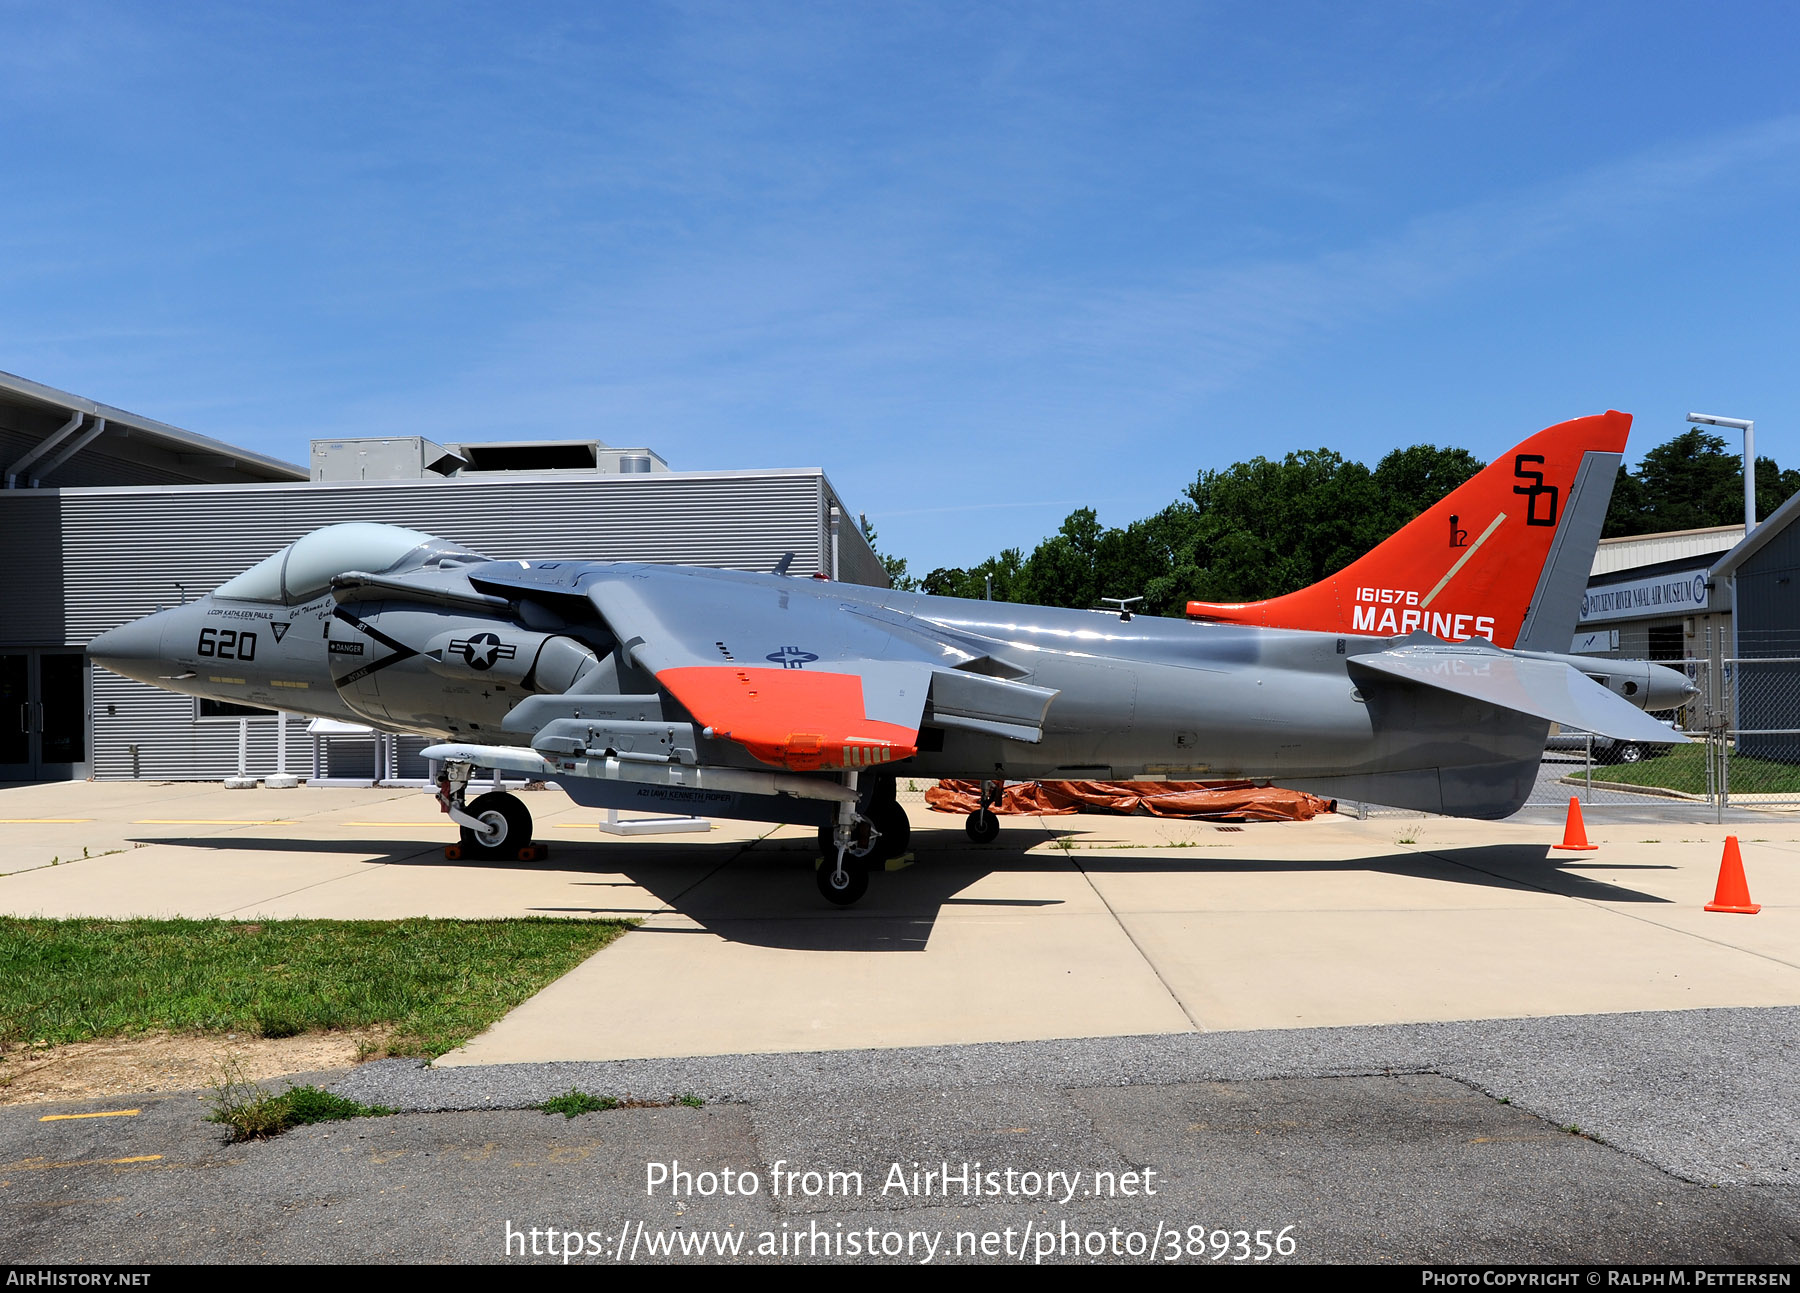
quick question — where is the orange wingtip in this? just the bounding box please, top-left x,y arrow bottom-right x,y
661,666 -> 918,772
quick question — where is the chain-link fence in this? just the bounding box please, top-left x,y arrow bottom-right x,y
1517,657 -> 1713,815
1384,655 -> 1800,820
1713,656 -> 1800,810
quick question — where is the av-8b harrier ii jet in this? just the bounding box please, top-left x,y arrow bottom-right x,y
90,411 -> 1689,905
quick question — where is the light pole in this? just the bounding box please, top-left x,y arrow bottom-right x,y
1687,413 -> 1757,764
1687,412 -> 1757,535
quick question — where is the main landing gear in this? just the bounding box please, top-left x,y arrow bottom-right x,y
965,779 -> 1003,843
436,761 -> 537,860
815,774 -> 912,907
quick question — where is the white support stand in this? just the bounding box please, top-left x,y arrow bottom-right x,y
592,806 -> 712,836
223,717 -> 257,789
265,711 -> 299,788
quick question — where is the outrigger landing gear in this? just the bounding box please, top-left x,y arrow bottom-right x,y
965,779 -> 1002,843
436,761 -> 536,860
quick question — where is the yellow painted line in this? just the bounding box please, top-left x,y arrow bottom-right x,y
5,1155 -> 163,1171
344,822 -> 456,828
133,819 -> 300,826
0,818 -> 94,823
39,1110 -> 139,1122
552,822 -> 717,830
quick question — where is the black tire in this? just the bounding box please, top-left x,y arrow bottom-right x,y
1614,743 -> 1644,764
965,808 -> 1000,843
816,854 -> 869,906
870,799 -> 911,860
459,791 -> 533,859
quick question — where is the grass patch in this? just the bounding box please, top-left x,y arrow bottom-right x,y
1577,744 -> 1711,795
1587,743 -> 1800,796
541,1088 -> 621,1117
0,916 -> 632,1058
208,1065 -> 396,1142
539,1087 -> 708,1117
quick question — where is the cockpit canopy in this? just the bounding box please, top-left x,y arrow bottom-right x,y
212,523 -> 489,604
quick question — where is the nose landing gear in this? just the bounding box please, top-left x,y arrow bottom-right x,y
436,760 -> 537,860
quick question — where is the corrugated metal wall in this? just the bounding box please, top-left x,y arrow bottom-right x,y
1733,520 -> 1800,762
36,469 -> 877,780
1737,521 -> 1800,656
0,492 -> 66,644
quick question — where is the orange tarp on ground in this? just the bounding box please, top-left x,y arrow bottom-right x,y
924,779 -> 1334,821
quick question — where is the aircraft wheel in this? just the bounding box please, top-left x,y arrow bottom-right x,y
870,799 -> 910,860
460,791 -> 533,859
816,854 -> 869,906
965,808 -> 1000,844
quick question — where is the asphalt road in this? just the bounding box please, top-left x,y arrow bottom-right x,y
5,1007 -> 1797,1265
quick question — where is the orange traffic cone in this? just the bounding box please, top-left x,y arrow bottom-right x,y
1705,836 -> 1761,914
1553,796 -> 1597,851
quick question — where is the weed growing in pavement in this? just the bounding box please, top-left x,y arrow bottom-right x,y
208,1061 -> 394,1142
538,1088 -> 706,1117
540,1088 -> 621,1117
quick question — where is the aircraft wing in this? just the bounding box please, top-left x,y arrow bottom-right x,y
1349,643 -> 1690,746
578,566 -> 1057,772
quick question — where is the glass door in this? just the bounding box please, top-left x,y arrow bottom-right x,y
0,655 -> 29,779
37,651 -> 86,778
0,650 -> 87,780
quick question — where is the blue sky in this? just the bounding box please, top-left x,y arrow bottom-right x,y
4,2 -> 1797,573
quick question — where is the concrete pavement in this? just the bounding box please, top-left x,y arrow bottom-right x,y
1,781 -> 1795,1065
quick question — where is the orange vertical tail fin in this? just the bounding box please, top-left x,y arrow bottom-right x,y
1184,410 -> 1631,648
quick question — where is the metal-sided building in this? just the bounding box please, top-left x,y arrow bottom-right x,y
0,371 -> 884,783
1574,524 -> 1739,671
1708,494 -> 1800,761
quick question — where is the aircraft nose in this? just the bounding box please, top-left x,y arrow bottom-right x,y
88,612 -> 173,684
1644,662 -> 1699,713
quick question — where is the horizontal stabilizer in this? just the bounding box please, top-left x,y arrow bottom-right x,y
1349,644 -> 1689,746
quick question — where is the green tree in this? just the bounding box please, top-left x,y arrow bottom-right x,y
1603,429 -> 1800,537
1181,448 -> 1385,601
921,548 -> 1025,601
1367,443 -> 1484,541
858,514 -> 919,591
